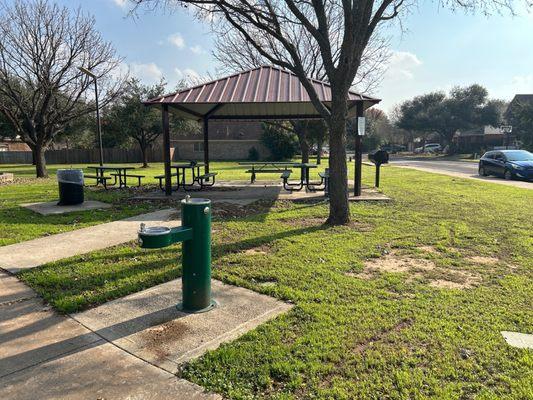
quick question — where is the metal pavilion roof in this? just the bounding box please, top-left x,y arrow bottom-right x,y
145,65 -> 381,120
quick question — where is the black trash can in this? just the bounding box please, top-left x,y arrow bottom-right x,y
57,169 -> 84,205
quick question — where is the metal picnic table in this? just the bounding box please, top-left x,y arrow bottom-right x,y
239,161 -> 323,191
171,162 -> 205,189
86,165 -> 136,188
238,161 -> 295,183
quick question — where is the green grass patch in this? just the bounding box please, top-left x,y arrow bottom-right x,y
0,160 -> 333,246
18,166 -> 533,398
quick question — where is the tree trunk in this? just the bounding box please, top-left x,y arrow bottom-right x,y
141,145 -> 149,168
292,121 -> 309,163
326,103 -> 349,225
316,140 -> 323,165
300,138 -> 310,163
33,144 -> 48,178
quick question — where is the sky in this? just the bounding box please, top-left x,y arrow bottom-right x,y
42,0 -> 533,112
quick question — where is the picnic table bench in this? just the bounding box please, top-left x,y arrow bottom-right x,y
154,162 -> 217,191
238,162 -> 294,183
85,166 -> 145,189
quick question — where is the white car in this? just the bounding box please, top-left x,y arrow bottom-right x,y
414,143 -> 442,154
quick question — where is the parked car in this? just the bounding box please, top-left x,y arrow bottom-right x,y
380,144 -> 406,154
478,150 -> 533,181
414,143 -> 442,154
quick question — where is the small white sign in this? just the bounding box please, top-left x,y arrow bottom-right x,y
357,117 -> 366,136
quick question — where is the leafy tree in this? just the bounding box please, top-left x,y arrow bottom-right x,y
261,123 -> 299,160
396,85 -> 501,152
507,102 -> 533,151
0,0 -> 124,177
106,79 -> 165,167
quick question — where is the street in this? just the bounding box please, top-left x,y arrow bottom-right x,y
389,157 -> 533,189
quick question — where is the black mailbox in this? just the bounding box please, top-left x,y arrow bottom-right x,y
367,150 -> 389,188
368,150 -> 389,165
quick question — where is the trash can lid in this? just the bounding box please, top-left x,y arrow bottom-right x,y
57,169 -> 84,184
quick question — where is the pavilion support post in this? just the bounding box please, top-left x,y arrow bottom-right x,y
162,104 -> 172,196
203,116 -> 209,175
354,102 -> 364,197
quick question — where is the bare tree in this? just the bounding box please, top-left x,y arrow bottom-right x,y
211,17 -> 389,163
133,0 -> 517,224
0,0 -> 125,177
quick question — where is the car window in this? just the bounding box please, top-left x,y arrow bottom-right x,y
504,150 -> 533,161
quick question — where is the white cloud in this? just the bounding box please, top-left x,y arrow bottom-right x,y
130,62 -> 163,84
175,68 -> 204,84
190,45 -> 206,55
384,51 -> 422,81
372,50 -> 425,112
168,33 -> 186,49
112,0 -> 128,8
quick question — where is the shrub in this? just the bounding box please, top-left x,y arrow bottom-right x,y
260,123 -> 298,160
248,146 -> 260,161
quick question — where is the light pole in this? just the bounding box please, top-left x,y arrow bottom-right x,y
78,67 -> 104,166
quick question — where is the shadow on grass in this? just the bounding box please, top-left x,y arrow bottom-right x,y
20,220 -> 331,314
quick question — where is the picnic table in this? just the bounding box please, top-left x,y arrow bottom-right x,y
238,161 -> 295,183
172,162 -> 205,189
240,161 -> 326,192
155,162 -> 217,191
86,166 -> 143,188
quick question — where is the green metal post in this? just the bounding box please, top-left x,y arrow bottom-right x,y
180,197 -> 214,312
137,196 -> 215,313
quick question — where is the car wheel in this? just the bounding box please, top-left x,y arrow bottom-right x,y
478,166 -> 487,176
504,170 -> 513,180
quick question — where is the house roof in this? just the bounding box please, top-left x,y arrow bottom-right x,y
145,65 -> 380,120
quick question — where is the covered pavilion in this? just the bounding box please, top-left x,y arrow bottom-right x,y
144,65 -> 380,196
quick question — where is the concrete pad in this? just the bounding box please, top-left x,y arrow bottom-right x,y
21,200 -> 112,215
0,272 -> 36,306
0,298 -> 101,377
0,209 -> 181,273
137,185 -> 390,203
501,331 -> 533,349
72,279 -> 293,373
0,340 -> 220,400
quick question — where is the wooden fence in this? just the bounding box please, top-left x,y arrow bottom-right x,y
0,147 -> 168,165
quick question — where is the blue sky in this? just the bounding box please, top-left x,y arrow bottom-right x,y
51,0 -> 533,111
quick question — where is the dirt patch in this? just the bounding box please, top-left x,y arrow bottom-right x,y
140,320 -> 189,361
467,256 -> 500,265
364,253 -> 436,274
212,200 -> 274,219
347,250 -> 481,289
243,245 -> 270,255
417,245 -> 439,254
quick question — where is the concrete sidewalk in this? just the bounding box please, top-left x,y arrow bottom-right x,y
0,209 -> 181,273
0,271 -> 219,400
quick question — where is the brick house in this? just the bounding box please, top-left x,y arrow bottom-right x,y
171,120 -> 270,160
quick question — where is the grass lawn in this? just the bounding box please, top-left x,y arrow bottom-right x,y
18,165 -> 533,399
0,160 -> 331,246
